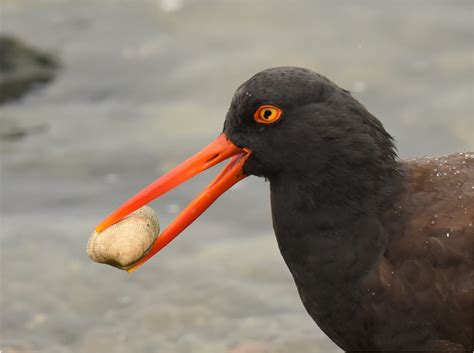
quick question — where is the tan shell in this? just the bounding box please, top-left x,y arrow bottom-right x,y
87,206 -> 160,270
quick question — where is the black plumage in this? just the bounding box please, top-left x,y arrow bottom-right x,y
223,67 -> 473,352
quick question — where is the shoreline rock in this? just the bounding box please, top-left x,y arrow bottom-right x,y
0,35 -> 59,104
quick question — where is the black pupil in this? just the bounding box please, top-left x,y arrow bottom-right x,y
263,109 -> 273,119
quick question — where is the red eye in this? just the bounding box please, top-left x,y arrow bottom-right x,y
253,105 -> 283,124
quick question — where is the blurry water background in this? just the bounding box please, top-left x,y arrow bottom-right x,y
1,0 -> 473,352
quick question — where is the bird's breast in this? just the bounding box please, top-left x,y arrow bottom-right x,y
269,178 -> 394,349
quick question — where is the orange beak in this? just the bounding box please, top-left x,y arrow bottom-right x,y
95,133 -> 251,272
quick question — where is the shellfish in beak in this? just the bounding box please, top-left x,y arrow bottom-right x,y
87,206 -> 160,270
94,133 -> 250,272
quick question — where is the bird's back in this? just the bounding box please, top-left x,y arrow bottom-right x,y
358,152 -> 474,351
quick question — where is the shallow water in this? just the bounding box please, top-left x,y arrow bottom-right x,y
1,0 -> 473,352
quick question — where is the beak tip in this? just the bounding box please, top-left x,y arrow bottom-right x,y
126,265 -> 139,273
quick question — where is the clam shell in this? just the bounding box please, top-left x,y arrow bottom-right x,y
87,206 -> 160,270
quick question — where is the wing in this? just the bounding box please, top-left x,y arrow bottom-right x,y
359,152 -> 474,350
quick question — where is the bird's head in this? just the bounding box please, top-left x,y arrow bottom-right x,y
224,67 -> 396,180
96,67 -> 397,271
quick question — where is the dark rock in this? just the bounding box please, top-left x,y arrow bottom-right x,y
0,35 -> 59,104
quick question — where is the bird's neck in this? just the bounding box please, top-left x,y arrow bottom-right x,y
269,163 -> 402,287
268,165 -> 403,341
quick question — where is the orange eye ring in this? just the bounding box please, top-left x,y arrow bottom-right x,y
253,105 -> 283,124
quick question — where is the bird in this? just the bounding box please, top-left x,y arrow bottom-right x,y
96,67 -> 474,352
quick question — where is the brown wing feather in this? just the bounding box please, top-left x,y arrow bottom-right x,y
359,152 -> 474,350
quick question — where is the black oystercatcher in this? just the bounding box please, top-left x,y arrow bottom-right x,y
97,67 -> 473,352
